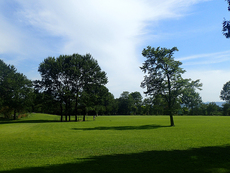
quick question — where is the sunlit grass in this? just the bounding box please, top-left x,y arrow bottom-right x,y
0,114 -> 230,172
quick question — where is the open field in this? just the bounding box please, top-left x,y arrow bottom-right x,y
0,114 -> 230,173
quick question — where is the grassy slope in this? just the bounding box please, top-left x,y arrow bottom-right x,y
0,114 -> 230,173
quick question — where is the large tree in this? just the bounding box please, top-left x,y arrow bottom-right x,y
223,0 -> 230,38
0,59 -> 32,119
34,54 -> 108,121
140,46 -> 202,126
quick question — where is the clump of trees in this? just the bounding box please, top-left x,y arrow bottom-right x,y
33,54 -> 110,121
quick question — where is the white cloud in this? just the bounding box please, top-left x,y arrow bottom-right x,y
178,51 -> 230,64
1,0 -> 209,98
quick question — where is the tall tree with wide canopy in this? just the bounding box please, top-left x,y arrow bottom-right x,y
34,54 -> 108,121
140,46 -> 202,126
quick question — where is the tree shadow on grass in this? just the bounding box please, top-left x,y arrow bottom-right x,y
72,124 -> 170,131
1,145 -> 230,173
0,119 -> 60,124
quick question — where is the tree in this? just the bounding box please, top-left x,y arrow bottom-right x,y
104,92 -> 116,115
220,81 -> 230,102
0,59 -> 33,119
129,91 -> 143,115
152,94 -> 168,115
79,85 -> 110,118
10,72 -> 33,119
34,54 -> 108,121
223,0 -> 230,38
142,98 -> 152,115
140,46 -> 202,126
0,59 -> 16,118
181,82 -> 202,115
206,102 -> 220,115
117,91 -> 132,115
222,102 -> 230,115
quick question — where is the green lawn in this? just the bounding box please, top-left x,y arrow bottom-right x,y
0,114 -> 230,173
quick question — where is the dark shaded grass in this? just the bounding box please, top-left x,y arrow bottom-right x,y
0,115 -> 94,124
72,124 -> 170,131
1,145 -> 230,173
0,119 -> 59,124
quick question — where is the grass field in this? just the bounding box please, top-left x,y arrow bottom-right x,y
0,113 -> 230,173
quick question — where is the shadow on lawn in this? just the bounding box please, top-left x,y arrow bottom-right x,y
72,124 -> 170,131
1,145 -> 230,173
0,119 -> 60,124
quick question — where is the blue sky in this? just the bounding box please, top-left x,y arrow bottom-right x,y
0,0 -> 230,102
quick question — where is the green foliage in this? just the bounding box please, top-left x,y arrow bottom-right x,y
222,103 -> 230,115
117,91 -> 132,115
0,59 -> 33,119
223,0 -> 230,38
206,102 -> 220,115
117,91 -> 143,115
1,114 -> 230,172
220,81 -> 230,101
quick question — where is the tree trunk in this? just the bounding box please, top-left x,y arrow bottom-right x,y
83,115 -> 86,121
75,90 -> 79,121
65,101 -> 68,122
167,73 -> 174,126
60,102 -> 63,122
170,114 -> 174,126
13,110 -> 16,120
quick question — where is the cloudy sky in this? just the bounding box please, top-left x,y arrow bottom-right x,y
0,0 -> 230,102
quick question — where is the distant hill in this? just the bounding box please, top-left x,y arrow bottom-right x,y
205,102 -> 225,107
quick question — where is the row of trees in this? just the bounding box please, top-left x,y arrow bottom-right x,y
113,92 -> 225,116
1,48 -> 230,125
31,89 -> 226,117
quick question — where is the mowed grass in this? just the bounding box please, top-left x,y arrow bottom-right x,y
1,114 -> 230,173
